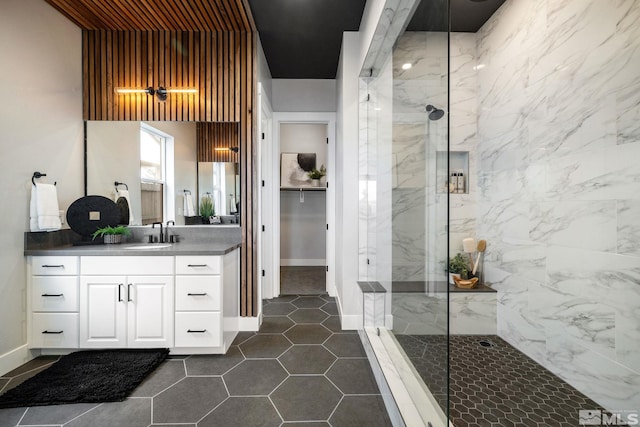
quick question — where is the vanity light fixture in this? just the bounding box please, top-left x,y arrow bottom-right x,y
214,147 -> 239,153
115,86 -> 197,102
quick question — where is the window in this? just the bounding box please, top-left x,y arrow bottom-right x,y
140,124 -> 173,225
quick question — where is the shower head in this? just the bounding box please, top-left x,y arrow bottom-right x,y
426,104 -> 445,121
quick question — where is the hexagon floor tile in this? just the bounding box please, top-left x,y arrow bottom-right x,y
395,334 -> 614,427
0,294 -> 391,427
271,376 -> 342,422
223,359 -> 287,396
278,345 -> 337,374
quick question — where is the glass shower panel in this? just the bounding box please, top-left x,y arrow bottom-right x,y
389,13 -> 450,422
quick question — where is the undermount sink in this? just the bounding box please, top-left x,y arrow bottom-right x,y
123,244 -> 172,250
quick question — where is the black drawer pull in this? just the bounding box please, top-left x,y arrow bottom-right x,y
42,293 -> 63,297
187,329 -> 207,333
42,330 -> 63,334
42,265 -> 64,268
187,264 -> 208,267
187,292 -> 208,296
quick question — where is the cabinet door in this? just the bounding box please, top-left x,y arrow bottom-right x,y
127,276 -> 174,348
80,276 -> 127,348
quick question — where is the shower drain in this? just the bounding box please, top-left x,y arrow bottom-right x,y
478,339 -> 495,348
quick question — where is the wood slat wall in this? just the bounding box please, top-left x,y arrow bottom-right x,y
83,30 -> 247,122
197,122 -> 239,163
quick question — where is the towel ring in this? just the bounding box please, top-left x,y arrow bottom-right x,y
32,171 -> 56,186
183,189 -> 191,195
114,181 -> 128,191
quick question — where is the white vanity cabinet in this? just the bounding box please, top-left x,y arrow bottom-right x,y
29,256 -> 80,349
79,257 -> 174,349
27,248 -> 239,354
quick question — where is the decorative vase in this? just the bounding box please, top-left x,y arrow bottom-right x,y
449,273 -> 460,285
103,234 -> 122,244
312,179 -> 321,187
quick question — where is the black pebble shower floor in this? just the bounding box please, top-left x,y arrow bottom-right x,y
395,334 -> 614,427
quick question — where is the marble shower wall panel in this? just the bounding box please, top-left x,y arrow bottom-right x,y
477,0 -> 640,411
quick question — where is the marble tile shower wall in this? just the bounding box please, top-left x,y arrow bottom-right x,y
391,32 -> 478,282
477,0 -> 640,412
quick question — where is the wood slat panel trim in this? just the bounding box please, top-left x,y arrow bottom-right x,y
197,122 -> 240,163
85,30 -> 248,123
44,0 -> 255,31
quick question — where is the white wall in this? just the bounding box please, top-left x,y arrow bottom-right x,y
477,0 -> 640,412
335,32 -> 362,328
257,36 -> 273,106
279,123 -> 327,264
272,79 -> 336,112
0,0 -> 83,372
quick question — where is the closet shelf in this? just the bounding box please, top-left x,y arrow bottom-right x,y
280,187 -> 326,192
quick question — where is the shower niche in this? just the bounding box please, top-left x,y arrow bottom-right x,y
437,151 -> 469,194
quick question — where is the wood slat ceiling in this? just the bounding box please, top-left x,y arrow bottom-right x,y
44,0 -> 255,32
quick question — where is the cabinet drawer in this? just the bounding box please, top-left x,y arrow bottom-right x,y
176,256 -> 221,275
175,312 -> 221,347
31,257 -> 78,275
176,276 -> 221,311
81,256 -> 174,275
32,276 -> 79,312
31,313 -> 79,348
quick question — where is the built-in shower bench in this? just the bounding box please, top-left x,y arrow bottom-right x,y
358,280 -> 497,335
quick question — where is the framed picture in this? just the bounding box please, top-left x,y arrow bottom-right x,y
281,152 -> 316,188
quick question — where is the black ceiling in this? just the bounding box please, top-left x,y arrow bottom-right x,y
249,0 -> 505,79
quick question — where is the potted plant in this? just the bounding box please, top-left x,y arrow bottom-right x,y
308,165 -> 326,187
91,225 -> 131,244
448,253 -> 469,284
199,195 -> 215,224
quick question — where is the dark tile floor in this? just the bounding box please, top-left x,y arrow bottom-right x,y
280,267 -> 326,295
0,295 -> 391,427
395,334 -> 612,427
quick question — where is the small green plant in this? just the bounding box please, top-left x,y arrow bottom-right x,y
449,253 -> 469,277
91,225 -> 131,240
200,196 -> 215,218
308,165 -> 326,180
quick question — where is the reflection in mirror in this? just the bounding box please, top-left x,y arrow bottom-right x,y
198,162 -> 240,220
87,120 -> 242,227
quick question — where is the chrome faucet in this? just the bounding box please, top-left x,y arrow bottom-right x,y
165,220 -> 175,243
152,222 -> 164,243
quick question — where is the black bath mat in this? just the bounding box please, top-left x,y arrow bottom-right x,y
0,348 -> 169,409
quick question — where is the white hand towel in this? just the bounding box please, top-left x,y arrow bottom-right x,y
114,189 -> 135,225
184,193 -> 196,217
30,183 -> 61,232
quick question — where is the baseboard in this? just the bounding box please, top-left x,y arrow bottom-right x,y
0,344 -> 39,377
280,259 -> 326,267
238,314 -> 262,332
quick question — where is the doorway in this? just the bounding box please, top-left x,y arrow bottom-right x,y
280,123 -> 327,294
263,112 -> 336,299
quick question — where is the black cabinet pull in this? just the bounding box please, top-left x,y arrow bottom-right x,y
118,284 -> 123,302
42,293 -> 63,297
42,330 -> 63,334
42,265 -> 64,268
127,284 -> 133,302
187,264 -> 208,267
187,292 -> 207,296
187,329 -> 207,333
